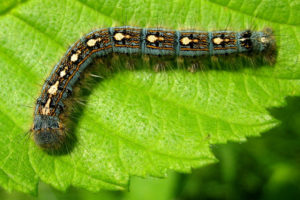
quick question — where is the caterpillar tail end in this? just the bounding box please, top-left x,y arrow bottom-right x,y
251,28 -> 277,65
252,28 -> 276,52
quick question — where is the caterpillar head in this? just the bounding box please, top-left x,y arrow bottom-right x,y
32,115 -> 65,149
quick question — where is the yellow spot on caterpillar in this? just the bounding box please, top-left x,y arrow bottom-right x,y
147,35 -> 158,43
181,37 -> 192,45
60,70 -> 66,77
70,54 -> 78,62
48,81 -> 59,95
213,37 -> 223,45
87,38 -> 102,47
158,37 -> 164,41
260,37 -> 268,43
70,50 -> 81,62
41,98 -> 51,115
114,33 -> 125,41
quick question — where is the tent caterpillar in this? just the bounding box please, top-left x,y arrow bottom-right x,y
31,26 -> 275,149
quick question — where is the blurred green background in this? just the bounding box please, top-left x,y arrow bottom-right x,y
1,96 -> 299,200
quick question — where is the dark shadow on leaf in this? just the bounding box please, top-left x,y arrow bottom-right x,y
173,96 -> 300,199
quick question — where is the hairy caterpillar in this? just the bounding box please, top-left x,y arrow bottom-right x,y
31,26 -> 275,149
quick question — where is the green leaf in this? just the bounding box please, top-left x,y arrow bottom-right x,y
0,0 -> 299,194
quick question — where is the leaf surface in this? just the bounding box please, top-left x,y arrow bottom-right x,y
0,0 -> 299,194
